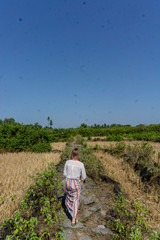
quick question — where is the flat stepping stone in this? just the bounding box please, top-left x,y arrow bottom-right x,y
83,209 -> 92,218
80,195 -> 95,205
64,229 -> 74,240
63,219 -> 85,229
79,236 -> 93,240
100,209 -> 107,216
89,204 -> 101,212
83,205 -> 102,218
98,225 -> 106,229
91,225 -> 113,236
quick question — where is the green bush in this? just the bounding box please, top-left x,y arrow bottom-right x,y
80,146 -> 104,180
109,196 -> 159,240
106,142 -> 126,158
106,134 -> 124,141
30,142 -> 52,153
0,124 -> 54,153
125,143 -> 155,168
2,122 -> 160,153
75,135 -> 84,144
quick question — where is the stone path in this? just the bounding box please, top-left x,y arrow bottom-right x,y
56,140 -> 117,240
58,175 -> 116,240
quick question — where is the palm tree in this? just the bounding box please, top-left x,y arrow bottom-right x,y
50,119 -> 53,128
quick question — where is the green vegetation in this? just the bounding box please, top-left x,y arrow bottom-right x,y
93,141 -> 160,199
1,118 -> 160,153
61,141 -> 160,239
0,163 -> 64,239
0,137 -> 160,239
0,124 -> 52,153
80,123 -> 160,142
80,146 -> 104,180
125,143 -> 155,169
109,195 -> 159,240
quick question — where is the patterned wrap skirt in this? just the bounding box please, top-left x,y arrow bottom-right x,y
65,178 -> 81,219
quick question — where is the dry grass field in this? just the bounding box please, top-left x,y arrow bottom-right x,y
87,140 -> 160,163
50,142 -> 66,151
0,142 -> 66,223
87,140 -> 160,231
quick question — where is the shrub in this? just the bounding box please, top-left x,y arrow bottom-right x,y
75,135 -> 84,144
125,143 -> 155,168
80,147 -> 104,180
106,142 -> 126,158
30,142 -> 52,153
106,134 -> 124,141
109,195 -> 159,240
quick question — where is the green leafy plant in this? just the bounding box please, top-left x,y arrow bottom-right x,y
10,194 -> 17,201
105,142 -> 126,158
75,135 -> 84,144
126,143 -> 155,167
80,146 -> 104,180
109,195 -> 159,240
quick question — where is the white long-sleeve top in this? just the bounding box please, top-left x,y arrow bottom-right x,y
64,160 -> 87,180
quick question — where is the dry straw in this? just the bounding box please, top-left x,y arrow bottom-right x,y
87,140 -> 160,232
0,142 -> 66,222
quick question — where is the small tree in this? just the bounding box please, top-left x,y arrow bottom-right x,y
80,123 -> 87,128
3,118 -> 16,125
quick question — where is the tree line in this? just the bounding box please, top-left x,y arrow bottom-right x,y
0,118 -> 160,153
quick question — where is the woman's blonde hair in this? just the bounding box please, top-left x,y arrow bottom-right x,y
70,148 -> 80,160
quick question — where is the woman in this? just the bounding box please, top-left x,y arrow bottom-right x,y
63,147 -> 86,225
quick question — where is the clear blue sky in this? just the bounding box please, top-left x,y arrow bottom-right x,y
0,0 -> 160,128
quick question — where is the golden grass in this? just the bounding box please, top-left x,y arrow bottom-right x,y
50,142 -> 66,151
0,142 -> 66,223
93,150 -> 160,231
